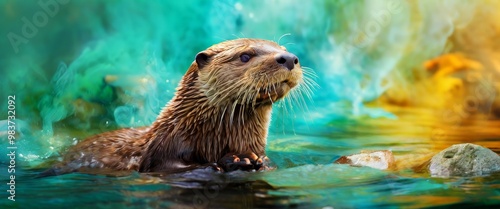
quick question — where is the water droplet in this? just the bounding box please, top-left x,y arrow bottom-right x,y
234,2 -> 243,11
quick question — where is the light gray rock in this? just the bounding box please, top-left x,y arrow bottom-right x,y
429,143 -> 500,177
334,150 -> 395,170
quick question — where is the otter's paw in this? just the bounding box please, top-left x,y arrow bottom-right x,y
218,152 -> 269,172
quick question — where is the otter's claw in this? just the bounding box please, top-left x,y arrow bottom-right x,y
218,152 -> 269,172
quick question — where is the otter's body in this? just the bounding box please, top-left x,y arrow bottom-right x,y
46,39 -> 303,175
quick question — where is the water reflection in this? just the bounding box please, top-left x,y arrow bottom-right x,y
6,155 -> 500,209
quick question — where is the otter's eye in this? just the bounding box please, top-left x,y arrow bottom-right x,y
240,54 -> 251,63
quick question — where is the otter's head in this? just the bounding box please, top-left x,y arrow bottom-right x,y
195,39 -> 303,108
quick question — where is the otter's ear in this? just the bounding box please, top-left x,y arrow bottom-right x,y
195,51 -> 211,69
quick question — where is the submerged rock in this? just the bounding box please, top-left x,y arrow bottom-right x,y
429,143 -> 500,177
334,150 -> 395,170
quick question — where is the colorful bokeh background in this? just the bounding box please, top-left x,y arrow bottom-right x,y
1,0 -> 500,208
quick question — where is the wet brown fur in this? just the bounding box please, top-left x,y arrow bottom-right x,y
46,39 -> 303,175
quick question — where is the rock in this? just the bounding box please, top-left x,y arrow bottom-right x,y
334,150 -> 395,170
429,143 -> 500,177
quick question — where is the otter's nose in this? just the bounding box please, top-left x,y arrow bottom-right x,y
275,53 -> 299,70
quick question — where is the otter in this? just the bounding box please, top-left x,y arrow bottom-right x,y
42,38 -> 303,176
